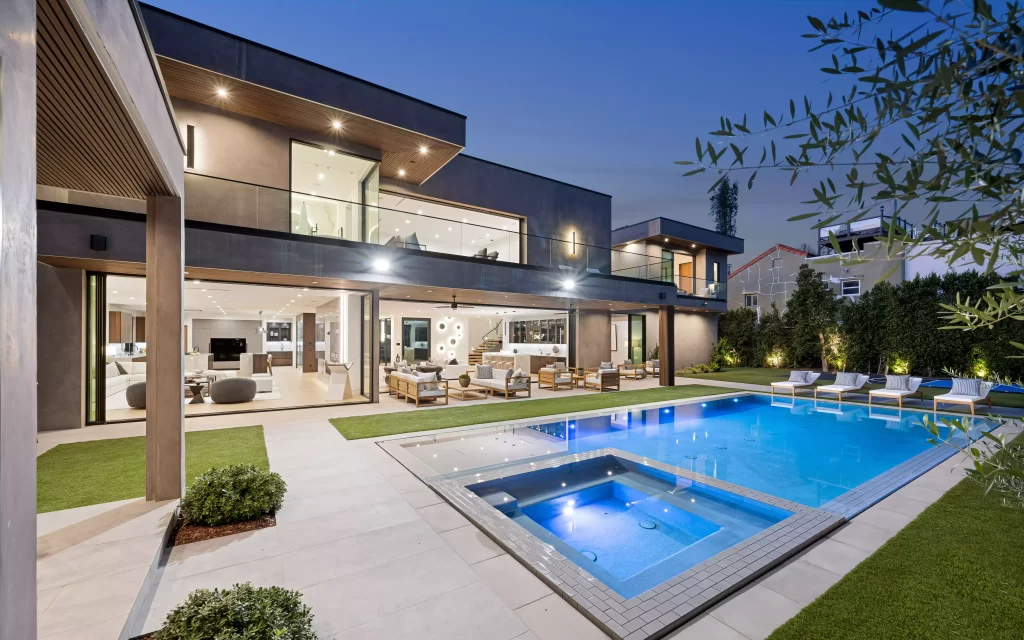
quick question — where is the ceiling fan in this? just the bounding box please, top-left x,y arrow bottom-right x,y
436,294 -> 475,310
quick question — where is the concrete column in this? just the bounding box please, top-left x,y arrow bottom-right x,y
145,195 -> 184,501
0,0 -> 38,635
659,305 -> 675,386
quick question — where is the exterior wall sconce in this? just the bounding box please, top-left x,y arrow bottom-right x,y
185,124 -> 195,169
571,231 -> 576,255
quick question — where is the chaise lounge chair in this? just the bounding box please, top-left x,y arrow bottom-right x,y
770,371 -> 822,396
932,378 -> 994,415
868,376 -> 923,408
814,372 -> 869,401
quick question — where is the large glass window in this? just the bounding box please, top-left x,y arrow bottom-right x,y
628,314 -> 645,365
374,193 -> 522,262
402,318 -> 431,362
509,318 -> 567,344
290,141 -> 379,241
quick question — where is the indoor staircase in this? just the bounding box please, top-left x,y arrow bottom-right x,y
468,338 -> 503,365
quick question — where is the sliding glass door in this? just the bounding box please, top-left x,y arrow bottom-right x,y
401,318 -> 430,362
85,272 -> 106,425
628,314 -> 646,365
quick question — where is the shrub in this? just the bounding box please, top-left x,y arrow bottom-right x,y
180,464 -> 286,527
157,582 -> 316,640
709,338 -> 737,370
677,363 -> 717,375
718,308 -> 757,365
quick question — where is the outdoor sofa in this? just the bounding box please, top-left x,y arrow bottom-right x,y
388,368 -> 449,407
933,378 -> 994,415
470,366 -> 532,399
770,371 -> 822,396
814,372 -> 869,401
868,376 -> 924,408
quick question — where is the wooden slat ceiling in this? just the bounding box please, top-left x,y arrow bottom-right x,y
157,57 -> 463,185
36,0 -> 173,199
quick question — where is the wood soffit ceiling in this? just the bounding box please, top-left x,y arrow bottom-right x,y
37,0 -> 173,199
157,56 -> 463,185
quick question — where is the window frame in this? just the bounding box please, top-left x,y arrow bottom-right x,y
840,279 -> 861,297
744,294 -> 758,308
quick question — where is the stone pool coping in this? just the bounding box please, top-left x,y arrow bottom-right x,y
379,440 -> 844,640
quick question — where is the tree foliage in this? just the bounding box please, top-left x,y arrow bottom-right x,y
784,265 -> 843,370
719,307 -> 758,365
709,175 -> 739,236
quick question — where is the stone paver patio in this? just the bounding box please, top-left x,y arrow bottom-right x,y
33,378 -> 1020,639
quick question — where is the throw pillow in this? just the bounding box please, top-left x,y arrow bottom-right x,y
400,366 -> 412,374
884,375 -> 910,391
834,372 -> 858,387
476,365 -> 493,380
449,358 -> 458,365
106,362 -> 120,378
511,367 -> 526,384
951,377 -> 981,396
787,371 -> 808,383
115,361 -> 128,375
416,373 -> 438,391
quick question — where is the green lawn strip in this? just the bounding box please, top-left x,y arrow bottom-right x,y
37,425 -> 269,513
681,367 -> 1024,412
768,442 -> 1024,640
330,385 -> 736,440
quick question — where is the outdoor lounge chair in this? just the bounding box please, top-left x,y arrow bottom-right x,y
814,372 -> 869,401
584,367 -> 620,392
770,371 -> 822,396
868,376 -> 924,408
617,361 -> 645,379
645,360 -> 660,376
932,379 -> 994,415
538,366 -> 573,390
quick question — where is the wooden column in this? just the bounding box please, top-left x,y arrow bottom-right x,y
659,305 -> 675,387
0,0 -> 38,634
145,195 -> 184,501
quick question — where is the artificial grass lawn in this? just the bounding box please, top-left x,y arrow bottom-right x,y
681,367 -> 1024,411
768,446 -> 1024,640
330,385 -> 735,439
37,425 -> 269,513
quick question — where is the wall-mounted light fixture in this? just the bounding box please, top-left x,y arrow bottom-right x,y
571,231 -> 577,255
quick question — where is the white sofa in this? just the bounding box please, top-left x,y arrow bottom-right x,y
105,361 -> 146,398
441,364 -> 473,380
470,367 -> 531,399
239,353 -> 274,394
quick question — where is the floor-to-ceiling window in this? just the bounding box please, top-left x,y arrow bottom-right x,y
375,193 -> 522,262
628,314 -> 646,365
290,140 -> 379,241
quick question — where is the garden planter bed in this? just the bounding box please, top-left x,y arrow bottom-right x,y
169,513 -> 276,546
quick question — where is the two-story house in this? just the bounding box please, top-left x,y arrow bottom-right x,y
34,4 -> 744,430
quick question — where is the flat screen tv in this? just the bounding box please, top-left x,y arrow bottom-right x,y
210,338 -> 246,362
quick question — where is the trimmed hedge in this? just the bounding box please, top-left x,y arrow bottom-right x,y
157,583 -> 315,640
180,464 -> 286,527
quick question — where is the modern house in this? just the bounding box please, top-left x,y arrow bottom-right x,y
33,4 -> 745,433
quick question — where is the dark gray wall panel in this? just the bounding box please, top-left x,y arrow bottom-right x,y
37,265 -> 84,431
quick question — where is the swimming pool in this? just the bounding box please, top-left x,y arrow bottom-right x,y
385,393 -> 983,639
402,394 -> 987,514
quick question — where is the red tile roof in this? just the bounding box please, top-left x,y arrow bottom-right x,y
728,244 -> 810,280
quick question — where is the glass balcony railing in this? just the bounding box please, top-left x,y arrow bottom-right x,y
182,172 -> 724,297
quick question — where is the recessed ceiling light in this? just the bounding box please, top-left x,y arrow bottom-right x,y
317,173 -> 324,180
112,291 -> 119,294
332,120 -> 341,129
201,289 -> 207,292
216,87 -> 227,97
193,280 -> 201,284
129,297 -> 134,300
398,169 -> 406,177
328,150 -> 335,156
692,243 -> 696,248
297,294 -> 302,297
419,145 -> 428,154
303,288 -> 309,291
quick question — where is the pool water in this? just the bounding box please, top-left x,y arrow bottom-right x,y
520,394 -> 985,510
469,455 -> 791,597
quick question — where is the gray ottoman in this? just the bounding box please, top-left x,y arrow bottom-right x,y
210,377 -> 257,404
126,382 -> 146,409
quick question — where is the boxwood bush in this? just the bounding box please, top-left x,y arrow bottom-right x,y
157,582 -> 316,640
180,464 -> 286,527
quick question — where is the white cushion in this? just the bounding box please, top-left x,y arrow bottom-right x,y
834,372 -> 858,387
787,371 -> 809,383
105,362 -> 120,378
951,378 -> 981,396
885,375 -> 910,391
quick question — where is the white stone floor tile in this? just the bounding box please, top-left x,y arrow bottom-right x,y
37,545 -> 91,591
385,473 -> 429,494
37,587 -> 61,619
512,632 -> 542,640
828,521 -> 896,554
275,482 -> 401,524
284,469 -> 388,499
69,533 -> 164,584
873,493 -> 931,518
416,502 -> 471,533
276,498 -> 418,554
668,614 -> 749,639
758,559 -> 842,606
280,519 -> 445,590
301,546 -> 479,637
471,554 -> 552,610
515,593 -> 609,640
401,487 -> 444,509
39,614 -> 128,640
708,584 -> 803,640
38,565 -> 148,637
440,524 -> 506,565
853,505 -> 914,533
161,527 -> 281,581
36,499 -> 138,537
335,582 -> 528,640
799,539 -> 872,575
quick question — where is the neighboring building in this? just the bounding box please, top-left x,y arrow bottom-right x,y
33,4 -> 746,431
727,244 -> 811,314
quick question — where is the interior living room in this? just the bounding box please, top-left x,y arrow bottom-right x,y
101,276 -> 372,422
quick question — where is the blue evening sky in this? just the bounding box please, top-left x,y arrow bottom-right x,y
147,0 -> 877,265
